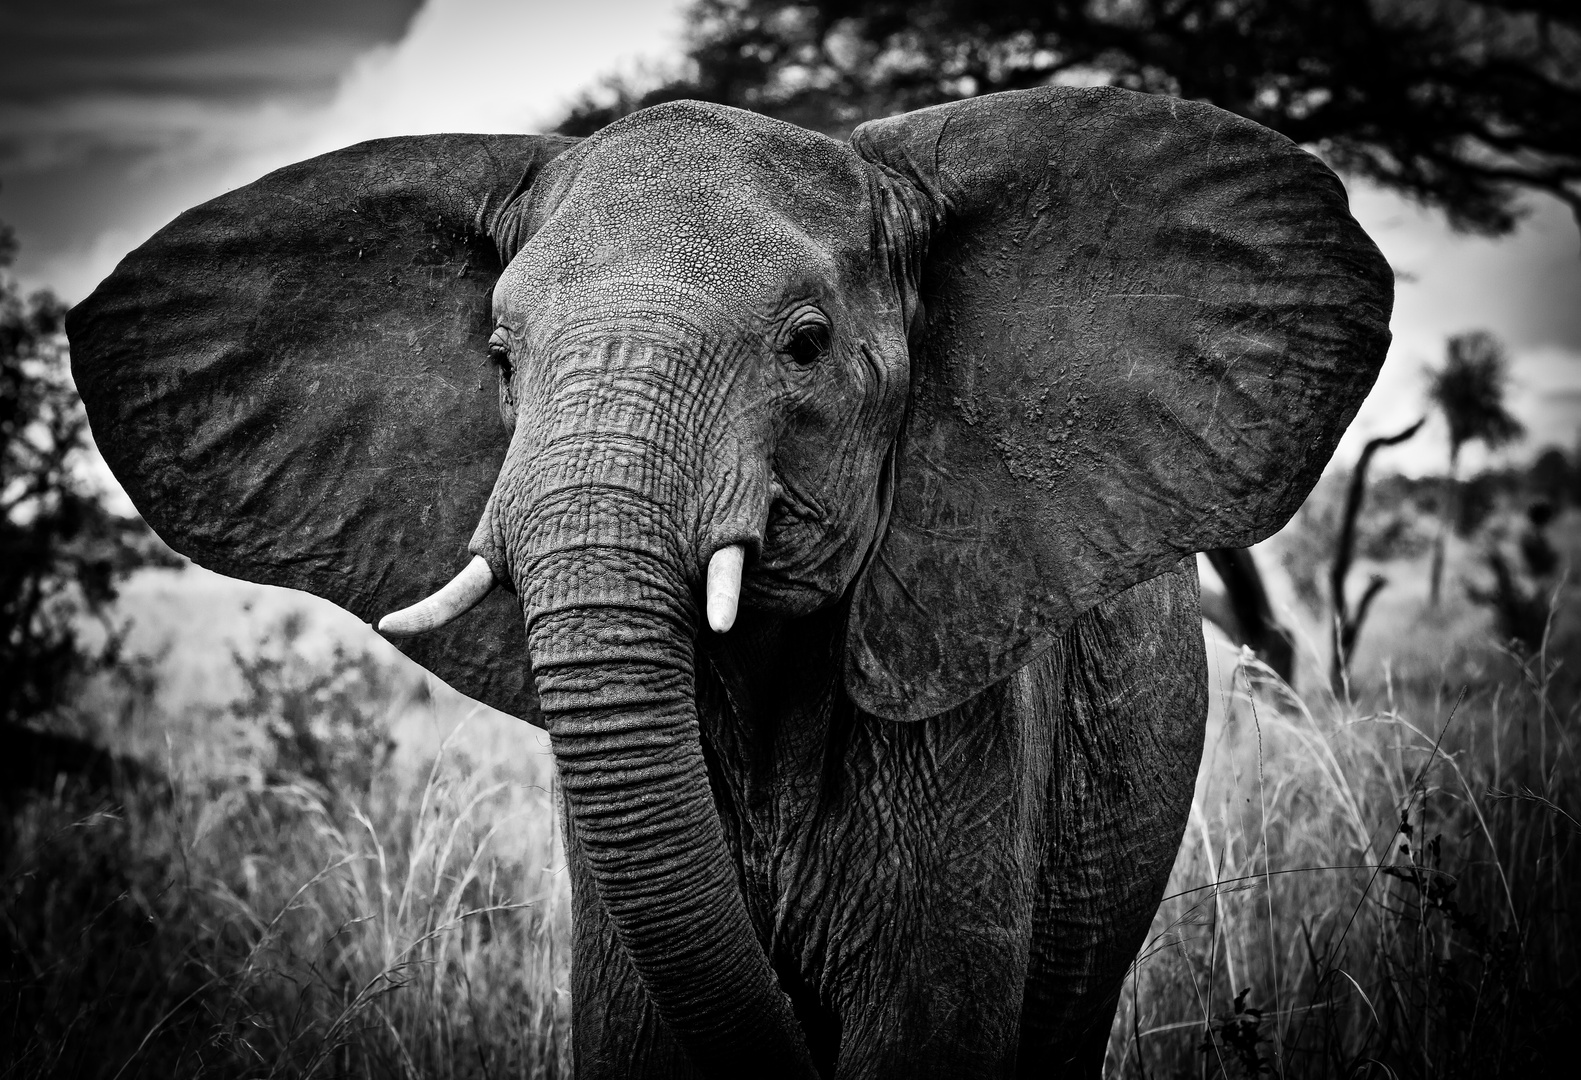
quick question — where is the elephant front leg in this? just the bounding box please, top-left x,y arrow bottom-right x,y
773,693 -> 1054,1079
1014,561 -> 1209,1077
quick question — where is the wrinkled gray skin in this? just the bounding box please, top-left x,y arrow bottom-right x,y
69,87 -> 1391,1079
485,106 -> 1200,1077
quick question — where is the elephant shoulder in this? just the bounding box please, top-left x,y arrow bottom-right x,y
1008,558 -> 1206,727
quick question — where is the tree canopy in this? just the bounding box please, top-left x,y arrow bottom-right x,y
1428,329 -> 1526,468
559,0 -> 1581,235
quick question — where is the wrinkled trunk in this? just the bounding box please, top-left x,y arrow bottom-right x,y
504,367 -> 812,1075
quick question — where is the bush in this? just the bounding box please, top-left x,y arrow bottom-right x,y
230,614 -> 402,795
1,219 -> 176,729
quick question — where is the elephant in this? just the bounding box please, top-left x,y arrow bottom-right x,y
67,86 -> 1391,1077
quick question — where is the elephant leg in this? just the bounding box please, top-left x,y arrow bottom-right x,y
1014,561 -> 1208,1078
770,690 -> 1051,1079
562,802 -> 702,1080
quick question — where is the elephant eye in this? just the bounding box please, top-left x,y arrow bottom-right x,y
488,331 -> 514,382
784,320 -> 830,367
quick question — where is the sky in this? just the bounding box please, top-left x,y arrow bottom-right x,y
2,0 -> 1578,477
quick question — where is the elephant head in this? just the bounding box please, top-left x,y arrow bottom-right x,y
67,88 -> 1391,1074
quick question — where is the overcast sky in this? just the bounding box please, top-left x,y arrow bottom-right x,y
2,0 -> 1577,476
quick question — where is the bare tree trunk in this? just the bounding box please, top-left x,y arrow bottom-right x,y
1202,547 -> 1295,683
1332,418 -> 1425,686
1429,440 -> 1465,608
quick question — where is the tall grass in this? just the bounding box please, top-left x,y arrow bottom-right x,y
1110,629 -> 1579,1078
1,627 -> 570,1079
5,564 -> 1577,1078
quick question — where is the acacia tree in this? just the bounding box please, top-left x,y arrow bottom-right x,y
560,0 -> 1581,235
1425,329 -> 1525,605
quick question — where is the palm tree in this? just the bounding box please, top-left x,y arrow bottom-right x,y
1426,331 -> 1525,606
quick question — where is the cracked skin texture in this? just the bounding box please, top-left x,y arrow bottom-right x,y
67,86 -> 1391,1078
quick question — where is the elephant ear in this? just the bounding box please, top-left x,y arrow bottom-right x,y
67,133 -> 579,724
846,87 -> 1392,721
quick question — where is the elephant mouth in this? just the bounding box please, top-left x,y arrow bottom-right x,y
757,469 -> 834,586
748,466 -> 883,615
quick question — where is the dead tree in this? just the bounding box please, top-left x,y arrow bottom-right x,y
1331,418 -> 1426,686
1202,547 -> 1296,683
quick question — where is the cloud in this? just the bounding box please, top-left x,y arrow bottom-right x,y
1336,338 -> 1581,476
6,0 -> 683,188
0,93 -> 295,175
217,0 -> 684,179
0,0 -> 421,104
1329,178 -> 1581,476
4,0 -> 685,300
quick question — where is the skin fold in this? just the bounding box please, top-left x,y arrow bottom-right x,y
66,87 -> 1393,1079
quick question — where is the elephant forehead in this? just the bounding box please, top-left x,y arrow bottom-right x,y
515,190 -> 819,306
501,101 -> 872,313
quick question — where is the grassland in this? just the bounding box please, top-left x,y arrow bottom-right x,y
3,512 -> 1577,1078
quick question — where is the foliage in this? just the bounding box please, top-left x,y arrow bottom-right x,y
1198,987 -> 1273,1078
1454,469 -> 1506,537
1464,501 -> 1564,655
1427,330 -> 1525,604
0,218 -> 176,727
230,614 -> 401,795
0,640 -> 569,1079
1528,444 -> 1577,507
558,0 -> 1581,235
1428,331 -> 1526,470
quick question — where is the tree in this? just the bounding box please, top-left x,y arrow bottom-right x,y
1425,329 -> 1524,605
0,218 -> 175,728
559,0 -> 1581,236
1200,547 -> 1295,683
1527,445 -> 1574,507
1330,417 -> 1425,686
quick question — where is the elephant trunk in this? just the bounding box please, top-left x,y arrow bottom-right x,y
501,385 -> 810,1073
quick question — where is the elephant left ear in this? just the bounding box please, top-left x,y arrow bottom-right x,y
846,86 -> 1392,721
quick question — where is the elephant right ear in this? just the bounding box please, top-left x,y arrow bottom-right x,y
847,87 -> 1392,721
67,133 -> 578,725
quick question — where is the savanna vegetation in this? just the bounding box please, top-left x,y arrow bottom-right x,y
2,611 -> 571,1079
4,461 -> 1577,1079
6,283 -> 1579,1075
5,0 -> 1580,1074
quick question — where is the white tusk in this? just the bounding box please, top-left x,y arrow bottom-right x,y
378,556 -> 496,636
706,544 -> 745,634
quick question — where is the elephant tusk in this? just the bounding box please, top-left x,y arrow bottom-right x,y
706,544 -> 744,633
377,555 -> 496,636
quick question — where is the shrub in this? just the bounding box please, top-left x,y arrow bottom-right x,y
1,220 -> 176,730
229,614 -> 403,795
